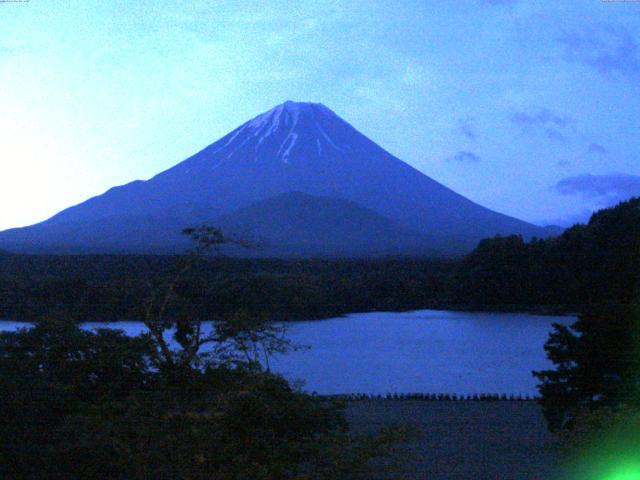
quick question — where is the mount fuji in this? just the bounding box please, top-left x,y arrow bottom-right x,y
0,101 -> 555,256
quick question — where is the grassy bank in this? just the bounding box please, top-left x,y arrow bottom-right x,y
346,400 -> 563,480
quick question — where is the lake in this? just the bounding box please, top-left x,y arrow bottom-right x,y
0,310 -> 575,396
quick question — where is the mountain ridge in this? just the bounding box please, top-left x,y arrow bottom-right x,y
0,101 -> 555,256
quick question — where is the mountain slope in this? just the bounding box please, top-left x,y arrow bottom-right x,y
215,192 -> 436,257
0,101 -> 552,255
0,216 -> 190,254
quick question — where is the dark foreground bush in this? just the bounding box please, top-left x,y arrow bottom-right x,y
0,320 -> 405,480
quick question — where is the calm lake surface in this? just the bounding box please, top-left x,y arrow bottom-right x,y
0,310 -> 575,396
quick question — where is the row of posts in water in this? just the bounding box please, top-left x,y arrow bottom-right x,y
316,392 -> 538,402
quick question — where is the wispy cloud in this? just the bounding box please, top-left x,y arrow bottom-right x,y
510,109 -> 575,140
558,25 -> 640,79
587,143 -> 607,155
557,159 -> 572,168
456,117 -> 477,140
451,151 -> 481,163
553,173 -> 640,205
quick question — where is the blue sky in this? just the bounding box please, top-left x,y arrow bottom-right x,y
1,0 -> 639,230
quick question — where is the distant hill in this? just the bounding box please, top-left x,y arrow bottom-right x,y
215,192 -> 437,257
0,101 -> 554,256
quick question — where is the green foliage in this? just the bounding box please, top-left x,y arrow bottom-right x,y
0,320 -> 404,479
0,227 -> 416,479
451,198 -> 640,310
0,256 -> 454,322
533,306 -> 640,432
0,319 -> 153,477
3,198 -> 639,322
448,234 -> 533,307
463,199 -> 640,435
49,371 -> 340,479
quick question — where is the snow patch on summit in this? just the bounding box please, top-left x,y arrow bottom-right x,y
208,101 -> 347,164
251,105 -> 286,144
317,123 -> 344,153
280,133 -> 298,163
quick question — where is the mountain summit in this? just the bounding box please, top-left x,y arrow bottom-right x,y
227,101 -> 345,164
0,101 -> 553,255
